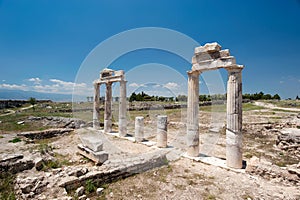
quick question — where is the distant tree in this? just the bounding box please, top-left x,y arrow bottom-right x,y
28,97 -> 37,111
129,92 -> 137,102
177,95 -> 187,102
296,95 -> 299,100
272,94 -> 281,100
262,94 -> 272,100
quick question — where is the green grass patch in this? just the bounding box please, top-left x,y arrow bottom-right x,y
8,137 -> 21,143
0,172 -> 16,200
242,103 -> 265,111
85,179 -> 96,194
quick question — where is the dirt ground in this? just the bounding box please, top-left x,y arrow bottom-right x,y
1,102 -> 300,199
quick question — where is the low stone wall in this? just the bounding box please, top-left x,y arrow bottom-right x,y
59,152 -> 168,192
17,128 -> 74,140
0,154 -> 34,174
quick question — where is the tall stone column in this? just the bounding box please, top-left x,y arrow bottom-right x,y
104,82 -> 112,133
187,71 -> 200,157
93,83 -> 100,129
226,66 -> 243,168
119,80 -> 127,137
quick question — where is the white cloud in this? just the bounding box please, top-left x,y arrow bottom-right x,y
129,82 -> 139,87
163,82 -> 179,90
128,82 -> 145,88
0,78 -> 91,96
28,77 -> 42,85
0,83 -> 27,90
279,81 -> 284,84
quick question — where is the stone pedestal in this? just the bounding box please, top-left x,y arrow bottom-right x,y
226,67 -> 243,168
78,137 -> 108,165
119,81 -> 127,137
186,71 -> 200,157
93,83 -> 100,129
104,83 -> 112,133
135,116 -> 144,142
157,115 -> 168,148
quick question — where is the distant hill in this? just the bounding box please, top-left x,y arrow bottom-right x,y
0,89 -> 74,102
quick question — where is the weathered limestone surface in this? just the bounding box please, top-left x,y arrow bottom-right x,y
93,83 -> 100,129
186,71 -> 200,157
226,67 -> 243,168
192,42 -> 239,71
80,136 -> 103,152
119,80 -> 127,137
135,116 -> 144,142
157,115 -> 168,148
104,83 -> 112,133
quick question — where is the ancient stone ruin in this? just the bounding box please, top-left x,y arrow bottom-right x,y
93,68 -> 127,136
187,42 -> 244,168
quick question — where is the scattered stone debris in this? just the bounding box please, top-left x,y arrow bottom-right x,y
277,128 -> 300,158
246,156 -> 300,186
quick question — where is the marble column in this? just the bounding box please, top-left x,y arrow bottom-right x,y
93,83 -> 100,129
157,115 -> 168,148
104,82 -> 112,133
187,71 -> 200,157
135,116 -> 144,142
226,66 -> 243,168
119,80 -> 127,137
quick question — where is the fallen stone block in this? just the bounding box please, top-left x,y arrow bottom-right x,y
80,136 -> 103,152
77,144 -> 108,165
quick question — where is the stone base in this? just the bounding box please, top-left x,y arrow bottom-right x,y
77,144 -> 108,165
183,153 -> 245,173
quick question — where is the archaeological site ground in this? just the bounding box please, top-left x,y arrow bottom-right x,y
1,43 -> 300,200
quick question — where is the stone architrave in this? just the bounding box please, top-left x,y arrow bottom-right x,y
157,115 -> 168,148
135,116 -> 144,142
226,66 -> 243,168
104,82 -> 112,133
186,71 -> 200,157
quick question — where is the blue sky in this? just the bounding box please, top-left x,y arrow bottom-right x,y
0,0 -> 300,99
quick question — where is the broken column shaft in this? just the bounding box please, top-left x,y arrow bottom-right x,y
157,115 -> 168,148
135,116 -> 144,142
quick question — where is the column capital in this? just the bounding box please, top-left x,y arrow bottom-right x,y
187,70 -> 201,76
225,64 -> 244,72
93,81 -> 101,87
